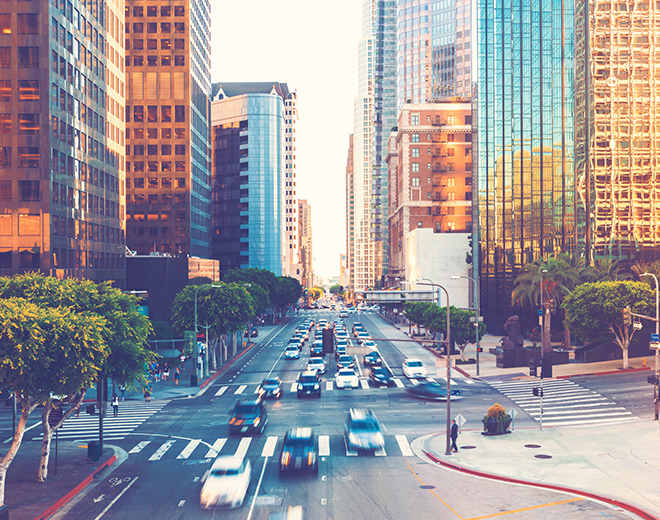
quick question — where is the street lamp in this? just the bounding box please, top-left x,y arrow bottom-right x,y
641,273 -> 659,421
194,284 -> 221,382
539,268 -> 548,431
451,275 -> 481,376
416,279 -> 453,456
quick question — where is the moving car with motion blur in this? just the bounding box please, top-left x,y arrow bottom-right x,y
344,408 -> 385,452
363,350 -> 382,367
279,427 -> 319,475
228,398 -> 268,435
406,381 -> 464,401
368,366 -> 395,387
258,377 -> 283,399
402,359 -> 427,379
200,456 -> 251,509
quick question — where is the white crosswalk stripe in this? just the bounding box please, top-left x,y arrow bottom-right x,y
205,438 -> 226,458
234,437 -> 252,459
32,401 -> 168,441
149,439 -> 175,461
393,378 -> 404,388
395,435 -> 414,456
177,439 -> 201,459
359,379 -> 370,389
214,386 -> 228,397
318,435 -> 330,457
235,385 -> 247,395
325,381 -> 333,391
489,379 -> 639,427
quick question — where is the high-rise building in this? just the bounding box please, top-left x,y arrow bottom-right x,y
574,0 -> 660,264
350,0 -> 397,292
477,0 -> 574,332
284,91 -> 301,281
345,134 -> 355,292
0,0 -> 126,286
298,198 -> 313,289
210,82 -> 288,276
124,0 -> 212,258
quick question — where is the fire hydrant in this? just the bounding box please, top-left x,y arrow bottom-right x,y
643,358 -> 647,367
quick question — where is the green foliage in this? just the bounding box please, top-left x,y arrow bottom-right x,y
512,256 -> 578,308
245,284 -> 269,316
563,281 -> 654,345
149,312 -> 173,341
329,285 -> 344,295
271,276 -> 302,308
404,302 -> 433,327
223,268 -> 277,298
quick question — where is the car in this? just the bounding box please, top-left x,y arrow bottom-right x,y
244,327 -> 258,338
402,359 -> 427,378
297,371 -> 321,397
284,345 -> 301,359
406,381 -> 464,401
352,322 -> 364,336
362,339 -> 377,349
356,331 -> 370,345
258,377 -> 283,399
200,456 -> 251,509
288,337 -> 302,348
268,505 -> 304,520
344,408 -> 385,452
306,357 -> 326,374
334,345 -> 347,359
339,311 -> 348,318
335,368 -> 359,389
369,366 -> 395,387
310,341 -> 323,356
335,338 -> 348,350
336,354 -> 355,370
363,350 -> 382,367
335,331 -> 349,341
279,427 -> 319,475
228,398 -> 268,435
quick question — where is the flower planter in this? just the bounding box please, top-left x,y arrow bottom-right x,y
481,414 -> 512,436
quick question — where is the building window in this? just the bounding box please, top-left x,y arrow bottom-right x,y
411,133 -> 419,143
0,180 -> 10,201
0,147 -> 10,168
18,80 -> 39,101
411,147 -> 419,157
18,14 -> 39,34
411,114 -> 420,125
18,214 -> 40,235
174,105 -> 185,122
17,47 -> 39,68
412,177 -> 420,186
0,80 -> 10,101
174,6 -> 185,16
18,147 -> 39,168
417,221 -> 423,227
19,248 -> 39,268
0,113 -> 10,134
18,180 -> 39,201
0,14 -> 10,34
0,47 -> 10,68
412,163 -> 419,172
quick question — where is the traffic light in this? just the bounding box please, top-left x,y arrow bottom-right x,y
648,375 -> 659,385
529,358 -> 538,377
533,387 -> 543,397
623,307 -> 632,326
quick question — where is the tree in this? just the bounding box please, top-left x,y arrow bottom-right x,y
271,277 -> 302,318
223,268 -> 277,297
329,285 -> 344,295
244,284 -> 269,317
404,302 -> 433,335
563,281 -> 654,369
0,299 -> 107,502
0,273 -> 154,482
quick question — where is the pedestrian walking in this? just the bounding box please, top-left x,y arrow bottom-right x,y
119,384 -> 126,401
143,385 -> 151,402
174,367 -> 180,386
450,419 -> 459,452
111,395 -> 119,417
163,363 -> 170,381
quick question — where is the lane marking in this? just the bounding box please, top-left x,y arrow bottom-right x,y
205,438 -> 227,458
246,457 -> 269,520
177,439 -> 201,459
214,386 -> 228,397
395,434 -> 413,457
148,440 -> 175,461
234,437 -> 252,459
319,435 -> 330,457
404,458 -> 465,519
92,477 -> 139,520
464,498 -> 583,520
262,436 -> 278,457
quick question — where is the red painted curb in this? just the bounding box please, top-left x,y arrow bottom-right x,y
557,366 -> 651,379
423,448 -> 658,520
199,341 -> 257,389
35,454 -> 117,520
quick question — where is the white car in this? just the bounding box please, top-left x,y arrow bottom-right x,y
356,332 -> 370,344
402,359 -> 427,379
363,340 -> 377,350
335,368 -> 359,389
284,345 -> 301,359
306,357 -> 326,374
200,456 -> 251,509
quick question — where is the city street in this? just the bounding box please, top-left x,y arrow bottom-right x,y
5,311 -> 646,520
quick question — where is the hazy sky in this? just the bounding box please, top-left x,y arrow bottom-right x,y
212,1 -> 362,281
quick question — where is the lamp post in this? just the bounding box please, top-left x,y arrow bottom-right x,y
641,273 -> 659,421
417,279 -> 453,456
539,269 -> 548,431
194,284 -> 221,382
451,275 -> 481,376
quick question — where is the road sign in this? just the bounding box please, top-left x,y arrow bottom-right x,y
455,413 -> 467,428
633,321 -> 643,330
650,342 -> 660,350
652,333 -> 659,341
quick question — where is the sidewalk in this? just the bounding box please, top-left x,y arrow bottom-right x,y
2,322 -> 283,520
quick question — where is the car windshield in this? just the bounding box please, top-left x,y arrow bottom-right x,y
284,436 -> 314,447
262,379 -> 279,386
374,368 -> 390,376
338,370 -> 355,376
339,356 -> 351,362
286,346 -> 298,351
309,359 -> 323,365
234,404 -> 259,415
407,361 -> 423,367
351,419 -> 379,431
300,376 -> 317,383
211,467 -> 240,477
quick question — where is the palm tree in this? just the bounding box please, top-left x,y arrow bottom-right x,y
512,256 -> 579,353
584,258 -> 628,282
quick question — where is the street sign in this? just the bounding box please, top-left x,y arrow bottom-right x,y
650,342 -> 660,350
652,333 -> 659,341
537,309 -> 543,317
633,321 -> 643,330
455,413 -> 467,427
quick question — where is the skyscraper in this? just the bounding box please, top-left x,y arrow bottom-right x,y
0,0 -> 126,286
298,198 -> 313,289
124,0 -> 212,258
345,134 -> 355,292
210,82 -> 288,276
477,0 -> 575,332
283,91 -> 301,281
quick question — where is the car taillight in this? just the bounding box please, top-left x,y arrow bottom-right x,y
282,452 -> 290,466
308,452 -> 316,465
229,417 -> 236,424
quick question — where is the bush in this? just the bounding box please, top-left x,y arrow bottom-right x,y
486,403 -> 507,418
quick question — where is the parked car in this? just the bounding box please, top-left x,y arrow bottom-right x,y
344,408 -> 385,452
402,359 -> 427,379
336,354 -> 355,370
363,351 -> 382,367
279,427 -> 318,475
297,371 -> 321,398
258,377 -> 283,399
406,381 -> 464,401
369,366 -> 395,387
284,345 -> 301,360
335,369 -> 359,389
228,398 -> 268,435
200,456 -> 251,509
306,357 -> 326,374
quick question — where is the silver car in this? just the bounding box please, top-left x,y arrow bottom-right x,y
200,456 -> 251,509
344,408 -> 385,452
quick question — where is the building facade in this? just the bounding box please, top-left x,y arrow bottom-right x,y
283,91 -> 301,281
210,82 -> 287,276
0,0 -> 126,286
298,198 -> 312,289
124,0 -> 212,258
387,102 -> 472,287
478,0 -> 575,332
345,134 -> 355,292
574,0 -> 660,265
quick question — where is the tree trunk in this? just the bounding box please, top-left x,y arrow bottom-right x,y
564,327 -> 571,350
543,307 -> 553,354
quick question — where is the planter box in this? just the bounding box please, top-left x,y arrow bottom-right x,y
482,414 -> 512,436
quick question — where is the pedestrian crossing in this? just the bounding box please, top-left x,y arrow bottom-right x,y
31,401 -> 168,441
212,375 -> 470,398
126,433 -> 416,462
489,379 -> 639,427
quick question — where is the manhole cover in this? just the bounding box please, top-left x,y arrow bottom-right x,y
460,445 -> 476,449
534,454 -> 552,459
420,485 -> 436,490
524,444 -> 542,449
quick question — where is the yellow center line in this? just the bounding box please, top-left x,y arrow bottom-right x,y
464,498 -> 584,520
405,459 -> 465,519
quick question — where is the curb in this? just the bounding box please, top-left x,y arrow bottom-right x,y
422,443 -> 659,520
35,455 -> 117,520
556,366 -> 651,379
199,341 -> 258,389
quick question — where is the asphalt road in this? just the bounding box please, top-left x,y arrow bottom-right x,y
52,311 -> 640,519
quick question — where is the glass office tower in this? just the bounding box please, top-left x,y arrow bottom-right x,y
0,0 -> 126,286
478,0 -> 574,332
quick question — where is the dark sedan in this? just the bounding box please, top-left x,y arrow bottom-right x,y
369,366 -> 395,387
363,350 -> 382,367
258,377 -> 283,399
279,427 -> 319,475
406,381 -> 464,401
336,354 -> 355,370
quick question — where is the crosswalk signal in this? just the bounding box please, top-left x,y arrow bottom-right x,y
648,375 -> 659,385
623,307 -> 632,326
533,387 -> 543,397
529,358 -> 538,377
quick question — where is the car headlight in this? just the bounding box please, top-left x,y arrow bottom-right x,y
349,433 -> 359,445
297,384 -> 303,390
253,417 -> 261,426
314,384 -> 319,389
375,433 -> 384,445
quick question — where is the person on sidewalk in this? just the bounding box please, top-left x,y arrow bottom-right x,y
163,363 -> 170,382
450,419 -> 459,452
143,384 -> 151,402
111,395 -> 119,417
174,367 -> 180,386
118,384 -> 126,401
